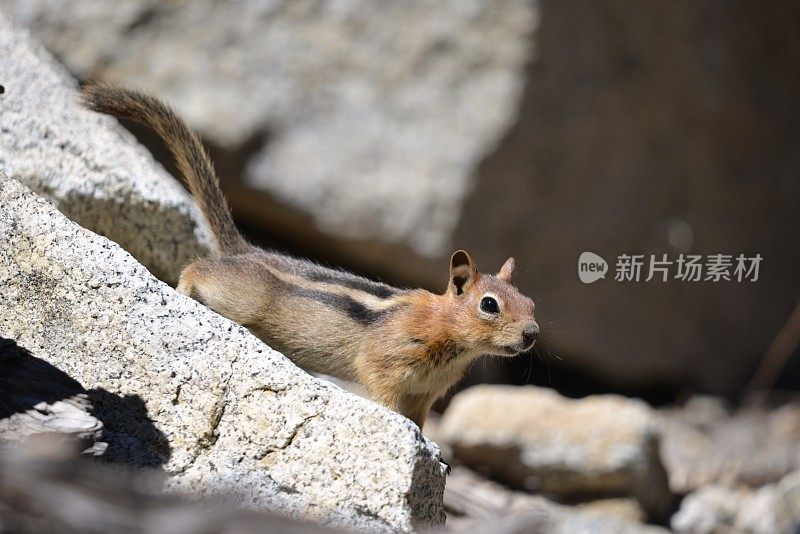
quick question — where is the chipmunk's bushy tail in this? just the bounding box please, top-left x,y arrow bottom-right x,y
80,83 -> 248,254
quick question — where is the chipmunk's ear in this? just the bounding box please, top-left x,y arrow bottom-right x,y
497,257 -> 515,283
449,250 -> 477,296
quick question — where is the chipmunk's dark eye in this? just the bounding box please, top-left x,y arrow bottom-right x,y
480,296 -> 499,314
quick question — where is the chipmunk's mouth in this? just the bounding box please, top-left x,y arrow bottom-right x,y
500,340 -> 535,355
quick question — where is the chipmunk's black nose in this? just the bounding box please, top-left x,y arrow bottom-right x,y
522,323 -> 540,346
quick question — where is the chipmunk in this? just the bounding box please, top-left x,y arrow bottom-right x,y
81,84 -> 539,429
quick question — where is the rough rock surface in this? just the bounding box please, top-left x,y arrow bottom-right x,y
0,12 -> 214,285
672,470 -> 800,534
0,176 -> 446,532
439,385 -> 672,519
0,0 -> 536,257
659,396 -> 800,494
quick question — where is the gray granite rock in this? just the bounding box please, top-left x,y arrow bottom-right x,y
0,175 -> 446,532
0,12 -> 214,285
440,385 -> 673,520
659,397 -> 800,494
0,0 -> 535,257
672,470 -> 800,533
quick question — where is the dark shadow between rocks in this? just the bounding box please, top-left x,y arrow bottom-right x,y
0,337 -> 87,418
87,388 -> 171,468
0,337 -> 171,468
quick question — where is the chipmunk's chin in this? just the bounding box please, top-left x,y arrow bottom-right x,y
482,340 -> 533,356
497,340 -> 535,356
493,345 -> 524,356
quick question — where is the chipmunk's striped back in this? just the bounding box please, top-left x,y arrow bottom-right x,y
176,249 -> 411,381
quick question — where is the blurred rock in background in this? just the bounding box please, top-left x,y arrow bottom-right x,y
2,0 -> 798,398
0,9 -> 214,285
434,387 -> 800,532
0,0 -> 534,260
439,385 -> 673,521
671,470 -> 800,534
658,395 -> 800,494
443,466 -> 667,534
0,435 -> 340,534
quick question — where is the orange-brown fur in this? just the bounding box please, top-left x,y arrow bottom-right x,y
81,84 -> 539,428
